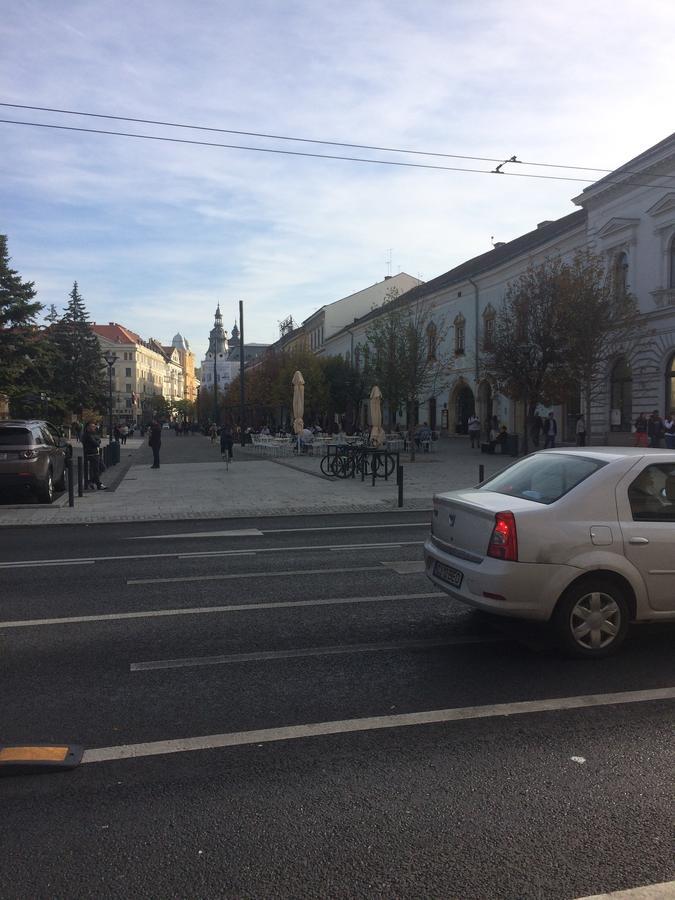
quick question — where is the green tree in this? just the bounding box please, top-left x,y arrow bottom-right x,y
321,355 -> 368,430
558,250 -> 644,437
363,289 -> 452,457
52,282 -> 106,416
485,258 -> 568,453
173,399 -> 195,420
0,235 -> 43,406
149,394 -> 173,420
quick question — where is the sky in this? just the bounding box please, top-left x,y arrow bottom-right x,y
1,0 -> 673,363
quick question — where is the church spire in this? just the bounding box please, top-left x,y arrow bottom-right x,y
208,303 -> 228,356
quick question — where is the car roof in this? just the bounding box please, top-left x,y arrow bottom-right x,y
539,448 -> 675,461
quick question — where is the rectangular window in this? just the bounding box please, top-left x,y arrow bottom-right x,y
125,384 -> 132,393
125,368 -> 132,377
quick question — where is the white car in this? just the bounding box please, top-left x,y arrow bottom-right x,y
424,448 -> 675,657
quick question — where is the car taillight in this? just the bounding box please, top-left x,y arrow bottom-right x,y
487,512 -> 518,561
19,449 -> 39,460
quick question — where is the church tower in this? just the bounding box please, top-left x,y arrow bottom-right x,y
200,304 -> 235,395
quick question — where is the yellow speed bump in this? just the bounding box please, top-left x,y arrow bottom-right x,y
0,744 -> 83,775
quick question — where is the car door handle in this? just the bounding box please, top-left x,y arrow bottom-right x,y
629,537 -> 649,545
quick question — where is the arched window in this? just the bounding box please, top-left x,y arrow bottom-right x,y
667,354 -> 675,416
610,357 -> 632,432
426,322 -> 438,361
669,236 -> 675,289
614,251 -> 629,296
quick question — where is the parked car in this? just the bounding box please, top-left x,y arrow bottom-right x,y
0,420 -> 70,503
424,448 -> 675,657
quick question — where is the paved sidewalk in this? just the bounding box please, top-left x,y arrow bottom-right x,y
0,432 -> 514,526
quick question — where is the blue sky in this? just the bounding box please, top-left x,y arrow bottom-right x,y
1,0 -> 672,362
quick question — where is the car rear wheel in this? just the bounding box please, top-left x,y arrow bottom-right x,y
553,578 -> 629,658
37,469 -> 55,504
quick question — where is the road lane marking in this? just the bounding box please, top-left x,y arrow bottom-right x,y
0,541 -> 424,569
0,592 -> 446,629
130,634 -> 503,671
575,882 -> 675,899
385,561 -> 426,574
128,529 -> 264,540
128,564 -> 388,585
80,687 -> 675,764
178,541 -> 423,559
127,523 -> 429,540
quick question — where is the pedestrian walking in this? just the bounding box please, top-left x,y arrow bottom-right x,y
220,423 -> 234,462
664,411 -> 675,449
119,424 -> 128,445
148,418 -> 162,468
544,412 -> 557,449
647,410 -> 664,448
209,422 -> 217,443
531,414 -> 542,448
575,414 -> 586,447
634,412 -> 648,447
467,414 -> 481,449
81,421 -> 106,490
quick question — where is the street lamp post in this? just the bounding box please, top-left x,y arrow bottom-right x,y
102,350 -> 119,443
213,348 -> 219,426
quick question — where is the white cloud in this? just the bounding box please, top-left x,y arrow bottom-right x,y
2,0 -> 673,363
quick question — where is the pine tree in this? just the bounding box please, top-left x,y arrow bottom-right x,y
44,304 -> 60,325
0,234 -> 43,400
52,282 -> 106,415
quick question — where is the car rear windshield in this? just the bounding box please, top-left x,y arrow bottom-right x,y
478,453 -> 607,504
0,427 -> 31,446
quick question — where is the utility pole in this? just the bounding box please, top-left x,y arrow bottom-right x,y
239,300 -> 245,446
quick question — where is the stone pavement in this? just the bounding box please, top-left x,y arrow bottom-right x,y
0,432 -> 514,526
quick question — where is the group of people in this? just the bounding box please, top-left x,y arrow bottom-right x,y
467,414 -> 514,451
633,410 -> 675,448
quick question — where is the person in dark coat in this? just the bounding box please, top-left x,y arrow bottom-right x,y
148,419 -> 162,468
220,423 -> 234,461
81,421 -> 106,490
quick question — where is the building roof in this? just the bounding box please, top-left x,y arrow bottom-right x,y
91,322 -> 142,344
301,272 -> 422,327
327,209 -> 587,342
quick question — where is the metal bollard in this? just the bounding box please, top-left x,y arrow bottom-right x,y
479,463 -> 485,483
67,458 -> 75,507
372,452 -> 376,487
397,465 -> 403,508
77,456 -> 84,496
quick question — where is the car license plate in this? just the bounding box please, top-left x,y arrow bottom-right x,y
433,561 -> 463,588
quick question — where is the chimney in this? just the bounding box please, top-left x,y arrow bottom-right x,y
384,275 -> 392,280
493,241 -> 506,248
537,221 -> 553,229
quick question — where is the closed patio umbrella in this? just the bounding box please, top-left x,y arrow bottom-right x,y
369,385 -> 386,448
292,370 -> 305,452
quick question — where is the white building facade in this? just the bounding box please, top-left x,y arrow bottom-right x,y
324,134 -> 675,443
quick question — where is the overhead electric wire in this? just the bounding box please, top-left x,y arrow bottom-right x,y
2,101 -> 673,181
0,117 -> 671,191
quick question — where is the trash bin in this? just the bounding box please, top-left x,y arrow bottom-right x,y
110,440 -> 121,464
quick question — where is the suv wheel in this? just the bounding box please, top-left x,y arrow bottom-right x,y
553,578 -> 629,658
37,469 -> 55,504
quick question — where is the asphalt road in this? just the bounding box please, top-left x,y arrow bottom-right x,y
1,511 -> 673,899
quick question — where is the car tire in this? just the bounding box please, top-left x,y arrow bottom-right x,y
37,469 -> 55,504
552,577 -> 630,658
55,464 -> 66,492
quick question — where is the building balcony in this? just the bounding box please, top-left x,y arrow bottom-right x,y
651,288 -> 675,309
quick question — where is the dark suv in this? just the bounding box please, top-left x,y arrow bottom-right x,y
0,420 -> 70,503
